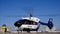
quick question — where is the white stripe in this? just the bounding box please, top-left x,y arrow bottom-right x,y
20,24 -> 38,29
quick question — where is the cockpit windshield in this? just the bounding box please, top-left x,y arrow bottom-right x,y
19,19 -> 38,25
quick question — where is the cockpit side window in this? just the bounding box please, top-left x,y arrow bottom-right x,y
19,19 -> 38,25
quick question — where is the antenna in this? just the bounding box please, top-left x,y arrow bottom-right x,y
29,8 -> 33,19
30,13 -> 33,17
29,12 -> 33,19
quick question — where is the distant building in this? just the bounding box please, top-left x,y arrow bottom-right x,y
0,26 -> 11,32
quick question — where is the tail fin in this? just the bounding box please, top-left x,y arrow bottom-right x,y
47,18 -> 53,29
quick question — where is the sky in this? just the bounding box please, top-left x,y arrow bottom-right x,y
0,0 -> 60,31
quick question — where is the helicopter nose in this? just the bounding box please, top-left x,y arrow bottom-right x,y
14,21 -> 22,27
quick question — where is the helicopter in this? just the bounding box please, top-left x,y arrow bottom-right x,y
14,13 -> 53,33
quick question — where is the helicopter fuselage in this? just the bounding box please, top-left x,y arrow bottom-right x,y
18,17 -> 40,31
